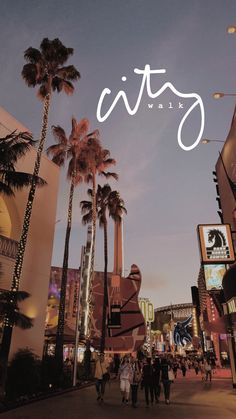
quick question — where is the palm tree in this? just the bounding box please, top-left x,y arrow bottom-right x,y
78,139 -> 117,339
0,287 -> 33,393
0,38 -> 80,374
0,130 -> 45,196
81,185 -> 126,352
0,290 -> 33,329
46,117 -> 92,371
12,37 -> 80,291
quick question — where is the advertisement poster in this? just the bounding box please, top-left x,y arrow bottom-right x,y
1,1 -> 236,414
204,264 -> 227,291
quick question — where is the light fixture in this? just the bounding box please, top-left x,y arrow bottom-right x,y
201,138 -> 224,144
213,92 -> 225,99
213,92 -> 236,99
227,26 -> 236,34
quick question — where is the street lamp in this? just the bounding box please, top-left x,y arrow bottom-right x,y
227,26 -> 236,34
213,92 -> 236,99
201,138 -> 225,144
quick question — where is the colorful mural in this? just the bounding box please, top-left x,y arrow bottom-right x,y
45,266 -> 80,334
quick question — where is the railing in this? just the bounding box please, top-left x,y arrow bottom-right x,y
0,234 -> 18,259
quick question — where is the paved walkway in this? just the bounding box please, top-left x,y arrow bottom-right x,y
1,369 -> 236,419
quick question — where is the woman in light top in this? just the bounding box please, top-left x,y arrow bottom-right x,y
118,356 -> 133,404
94,353 -> 109,403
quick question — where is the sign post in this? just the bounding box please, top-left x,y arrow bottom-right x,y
139,298 -> 154,355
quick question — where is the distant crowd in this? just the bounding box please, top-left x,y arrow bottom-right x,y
94,353 -> 217,407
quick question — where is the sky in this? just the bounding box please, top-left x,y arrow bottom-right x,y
1,0 -> 236,307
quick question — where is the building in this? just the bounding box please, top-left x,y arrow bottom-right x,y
44,221 -> 146,358
194,106 -> 236,366
45,266 -> 80,360
0,107 -> 59,359
79,222 -> 146,353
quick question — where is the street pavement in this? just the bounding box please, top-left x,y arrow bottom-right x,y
1,369 -> 236,419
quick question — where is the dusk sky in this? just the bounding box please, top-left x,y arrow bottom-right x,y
1,0 -> 236,307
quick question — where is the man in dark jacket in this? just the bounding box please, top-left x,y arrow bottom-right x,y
161,357 -> 172,404
142,357 -> 154,407
153,357 -> 161,403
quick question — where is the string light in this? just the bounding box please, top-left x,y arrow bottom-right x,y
3,94 -> 51,336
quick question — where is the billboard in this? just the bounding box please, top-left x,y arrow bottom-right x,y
173,316 -> 192,346
204,264 -> 226,291
45,267 -> 80,332
139,298 -> 154,323
197,224 -> 235,264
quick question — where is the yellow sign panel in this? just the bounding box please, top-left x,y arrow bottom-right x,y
139,298 -> 154,322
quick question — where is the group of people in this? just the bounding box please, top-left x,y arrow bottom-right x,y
94,352 -> 216,407
171,355 -> 214,381
94,353 -> 174,407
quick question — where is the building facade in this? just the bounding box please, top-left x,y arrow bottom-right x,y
0,107 -> 59,359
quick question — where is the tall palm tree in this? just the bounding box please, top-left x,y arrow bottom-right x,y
0,287 -> 33,393
80,185 -> 126,352
1,38 -> 80,375
78,139 -> 117,339
0,130 -> 45,196
46,117 -> 92,371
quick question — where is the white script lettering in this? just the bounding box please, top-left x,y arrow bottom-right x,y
96,65 -> 205,151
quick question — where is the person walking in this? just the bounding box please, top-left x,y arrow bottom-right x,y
142,357 -> 154,407
161,357 -> 172,405
130,357 -> 141,408
172,359 -> 179,379
194,359 -> 199,375
94,353 -> 109,403
199,360 -> 205,380
113,354 -> 120,378
204,359 -> 212,382
181,359 -> 187,377
153,356 -> 161,403
119,356 -> 133,404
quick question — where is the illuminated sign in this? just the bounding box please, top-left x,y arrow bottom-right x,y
228,297 -> 236,314
139,298 -> 154,323
173,316 -> 192,346
204,264 -> 227,291
197,224 -> 235,264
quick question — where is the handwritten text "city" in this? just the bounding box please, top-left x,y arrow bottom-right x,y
96,65 -> 205,151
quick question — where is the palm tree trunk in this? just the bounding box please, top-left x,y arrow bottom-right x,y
87,171 -> 96,338
0,93 -> 51,391
0,324 -> 13,395
55,178 -> 75,375
100,217 -> 108,353
83,171 -> 96,377
11,93 -> 51,292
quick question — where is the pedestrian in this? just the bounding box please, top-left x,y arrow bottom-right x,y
113,353 -> 120,377
194,360 -> 199,375
94,353 -> 109,403
211,357 -> 216,374
161,357 -> 172,405
153,356 -> 161,403
172,359 -> 179,379
130,357 -> 141,408
181,359 -> 187,377
142,357 -> 154,407
204,359 -> 212,382
119,356 -> 132,404
199,360 -> 205,380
